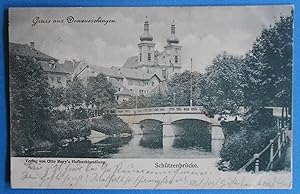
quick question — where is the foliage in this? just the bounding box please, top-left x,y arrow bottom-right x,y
63,77 -> 86,117
118,95 -> 149,109
49,86 -> 66,108
199,53 -> 245,114
10,56 -> 54,155
90,115 -> 132,135
86,73 -> 117,113
146,93 -> 172,107
244,12 -> 293,109
220,125 -> 279,171
167,71 -> 203,106
221,121 -> 242,137
52,119 -> 92,140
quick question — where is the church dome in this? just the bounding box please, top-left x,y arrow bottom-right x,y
167,23 -> 179,44
140,20 -> 153,42
167,34 -> 179,44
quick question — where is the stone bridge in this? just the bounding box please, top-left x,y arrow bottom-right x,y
116,106 -> 224,154
115,106 -> 289,155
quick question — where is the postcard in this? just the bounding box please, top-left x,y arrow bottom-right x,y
9,6 -> 293,189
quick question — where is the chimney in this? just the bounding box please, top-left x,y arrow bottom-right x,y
29,41 -> 35,49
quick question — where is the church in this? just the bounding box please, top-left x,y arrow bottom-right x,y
72,18 -> 183,103
123,18 -> 182,80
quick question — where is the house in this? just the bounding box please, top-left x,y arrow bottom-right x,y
72,60 -> 163,103
9,42 -> 69,87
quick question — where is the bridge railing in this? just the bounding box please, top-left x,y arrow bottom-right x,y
115,106 -> 206,115
238,126 -> 289,173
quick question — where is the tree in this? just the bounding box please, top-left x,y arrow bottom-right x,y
63,77 -> 86,118
49,86 -> 66,108
10,56 -> 53,154
167,71 -> 203,106
119,95 -> 149,109
86,73 -> 117,115
244,12 -> 293,111
197,53 -> 245,114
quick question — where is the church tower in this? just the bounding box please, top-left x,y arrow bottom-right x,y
137,17 -> 156,67
164,20 -> 182,67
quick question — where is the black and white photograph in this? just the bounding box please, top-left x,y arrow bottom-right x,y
9,6 -> 293,189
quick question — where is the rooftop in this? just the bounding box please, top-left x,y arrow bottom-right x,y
123,56 -> 139,69
39,61 -> 68,74
9,42 -> 57,62
60,60 -> 80,74
110,78 -> 133,96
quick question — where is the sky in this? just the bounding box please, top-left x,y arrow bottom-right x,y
9,6 -> 292,73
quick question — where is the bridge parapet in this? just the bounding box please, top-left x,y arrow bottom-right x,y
116,106 -> 207,116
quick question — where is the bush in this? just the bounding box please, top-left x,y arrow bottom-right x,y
220,126 -> 278,171
52,119 -> 92,140
51,109 -> 70,120
221,121 -> 242,137
73,107 -> 89,119
90,115 -> 132,135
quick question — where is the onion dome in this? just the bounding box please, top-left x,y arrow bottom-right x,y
140,17 -> 153,42
167,21 -> 179,44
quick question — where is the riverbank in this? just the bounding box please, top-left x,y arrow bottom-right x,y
90,115 -> 132,136
19,115 -> 132,157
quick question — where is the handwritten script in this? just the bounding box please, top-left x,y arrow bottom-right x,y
11,158 -> 291,189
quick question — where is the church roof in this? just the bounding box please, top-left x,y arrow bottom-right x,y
123,56 -> 139,68
86,63 -> 163,81
113,67 -> 162,81
9,42 -> 57,62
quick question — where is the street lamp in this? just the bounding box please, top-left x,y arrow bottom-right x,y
190,58 -> 193,107
173,92 -> 176,107
135,93 -> 138,110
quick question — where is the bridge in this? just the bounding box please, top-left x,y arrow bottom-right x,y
115,106 -> 290,155
116,106 -> 224,155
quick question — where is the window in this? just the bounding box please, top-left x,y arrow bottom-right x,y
128,80 -> 132,85
148,53 -> 151,61
118,88 -> 121,91
152,81 -> 154,86
162,69 -> 167,79
57,77 -> 62,84
130,89 -> 133,91
147,69 -> 150,73
175,55 -> 178,63
116,96 -> 119,100
138,81 -> 141,86
140,53 -> 142,62
50,76 -> 54,83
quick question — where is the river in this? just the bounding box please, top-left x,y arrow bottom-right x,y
33,132 -> 215,158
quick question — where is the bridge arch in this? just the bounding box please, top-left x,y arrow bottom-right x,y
139,119 -> 163,135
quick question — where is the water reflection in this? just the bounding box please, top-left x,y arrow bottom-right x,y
173,135 -> 211,152
33,119 -> 214,158
139,134 -> 163,149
